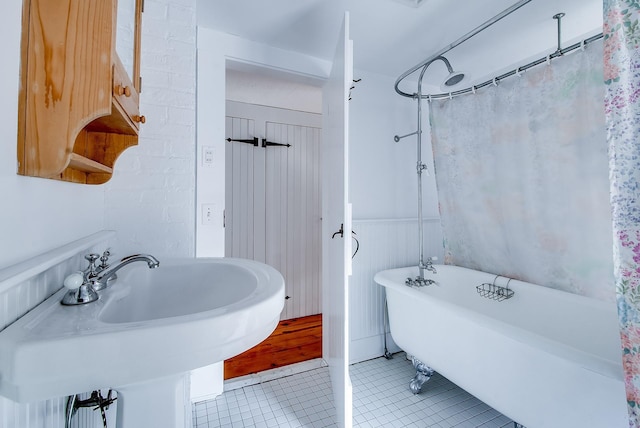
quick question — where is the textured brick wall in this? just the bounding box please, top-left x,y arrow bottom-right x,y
104,0 -> 197,260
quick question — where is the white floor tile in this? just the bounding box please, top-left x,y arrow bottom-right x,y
193,353 -> 516,428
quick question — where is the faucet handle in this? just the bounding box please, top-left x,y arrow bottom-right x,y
427,256 -> 438,262
85,253 -> 100,263
84,253 -> 100,277
99,249 -> 112,269
85,253 -> 100,266
95,249 -> 118,290
63,271 -> 84,290
61,271 -> 99,305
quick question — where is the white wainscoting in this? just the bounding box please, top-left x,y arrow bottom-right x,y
349,218 -> 444,364
0,231 -> 116,428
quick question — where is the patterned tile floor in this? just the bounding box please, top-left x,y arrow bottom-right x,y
193,353 -> 515,428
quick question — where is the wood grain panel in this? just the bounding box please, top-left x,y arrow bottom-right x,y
18,0 -> 114,178
224,314 -> 322,380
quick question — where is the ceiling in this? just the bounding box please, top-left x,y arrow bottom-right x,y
196,0 -> 603,91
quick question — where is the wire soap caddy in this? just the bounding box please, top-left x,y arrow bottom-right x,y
476,275 -> 515,301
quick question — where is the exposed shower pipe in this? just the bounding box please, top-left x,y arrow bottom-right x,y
393,0 -> 532,283
394,131 -> 418,142
415,63 -> 429,279
397,56 -> 452,282
394,0 -> 533,98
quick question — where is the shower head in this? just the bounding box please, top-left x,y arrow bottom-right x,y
415,55 -> 466,96
443,71 -> 465,87
436,56 -> 466,89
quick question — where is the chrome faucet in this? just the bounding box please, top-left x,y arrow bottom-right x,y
423,256 -> 437,274
93,254 -> 160,290
407,256 -> 438,287
61,253 -> 160,305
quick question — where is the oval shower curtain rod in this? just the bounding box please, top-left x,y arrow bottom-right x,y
394,0 -> 533,98
411,31 -> 604,101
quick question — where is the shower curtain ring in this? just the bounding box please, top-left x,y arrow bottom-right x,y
580,39 -> 586,51
448,92 -> 452,100
492,78 -> 498,87
546,55 -> 551,65
472,86 -> 476,94
515,67 -> 522,77
428,94 -> 432,103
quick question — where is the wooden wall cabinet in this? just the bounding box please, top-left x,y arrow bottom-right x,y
17,0 -> 144,185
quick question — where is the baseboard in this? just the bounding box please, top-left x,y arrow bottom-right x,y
222,358 -> 328,392
350,334 -> 401,365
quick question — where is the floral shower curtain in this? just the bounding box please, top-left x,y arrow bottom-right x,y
605,0 -> 640,424
429,38 -> 614,301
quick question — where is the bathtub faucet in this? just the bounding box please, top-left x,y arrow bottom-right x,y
406,276 -> 435,287
420,256 -> 438,277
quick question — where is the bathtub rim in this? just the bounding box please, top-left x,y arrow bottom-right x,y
374,265 -> 623,383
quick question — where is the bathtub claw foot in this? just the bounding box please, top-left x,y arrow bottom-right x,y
409,356 -> 434,394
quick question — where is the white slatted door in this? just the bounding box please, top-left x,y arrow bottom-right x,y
265,122 -> 322,320
225,111 -> 322,320
225,117 -> 266,263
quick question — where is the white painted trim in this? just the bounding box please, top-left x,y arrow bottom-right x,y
349,334 -> 401,365
205,30 -> 332,82
352,217 -> 440,224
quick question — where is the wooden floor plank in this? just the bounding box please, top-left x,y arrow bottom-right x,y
224,314 -> 322,380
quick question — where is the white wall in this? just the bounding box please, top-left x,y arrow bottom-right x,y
348,68 -> 438,220
347,69 -> 443,363
226,68 -> 322,114
0,0 -> 104,270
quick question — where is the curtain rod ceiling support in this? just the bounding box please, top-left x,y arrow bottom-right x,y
553,12 -> 566,54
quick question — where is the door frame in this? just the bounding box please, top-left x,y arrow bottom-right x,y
195,24 -> 349,422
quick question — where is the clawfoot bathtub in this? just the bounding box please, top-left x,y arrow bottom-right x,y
374,265 -> 627,428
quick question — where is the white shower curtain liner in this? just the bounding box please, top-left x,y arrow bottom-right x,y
429,39 -> 614,301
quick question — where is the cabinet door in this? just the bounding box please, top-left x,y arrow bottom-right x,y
115,0 -> 143,93
17,0 -> 114,179
112,53 -> 142,131
113,0 -> 144,128
17,0 -> 144,184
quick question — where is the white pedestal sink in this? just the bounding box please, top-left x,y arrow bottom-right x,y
0,257 -> 284,427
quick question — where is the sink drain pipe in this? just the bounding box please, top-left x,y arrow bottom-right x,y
65,390 -> 116,428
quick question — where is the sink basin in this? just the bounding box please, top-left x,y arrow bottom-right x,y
99,261 -> 262,323
0,257 -> 284,404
